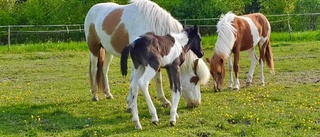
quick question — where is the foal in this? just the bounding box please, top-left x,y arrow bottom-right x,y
121,25 -> 203,129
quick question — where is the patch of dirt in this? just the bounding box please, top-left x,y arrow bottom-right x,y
248,70 -> 320,86
271,70 -> 320,85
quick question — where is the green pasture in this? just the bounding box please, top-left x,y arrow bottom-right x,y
0,32 -> 319,137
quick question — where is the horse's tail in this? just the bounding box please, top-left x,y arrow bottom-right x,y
92,47 -> 106,91
121,45 -> 132,76
264,38 -> 275,74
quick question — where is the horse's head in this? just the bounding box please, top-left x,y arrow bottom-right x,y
184,25 -> 204,58
206,54 -> 225,92
180,52 -> 210,108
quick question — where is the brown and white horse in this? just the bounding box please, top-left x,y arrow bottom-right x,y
84,0 -> 210,107
206,12 -> 274,92
121,25 -> 203,129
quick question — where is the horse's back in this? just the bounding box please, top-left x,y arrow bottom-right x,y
85,3 -> 121,24
242,13 -> 270,37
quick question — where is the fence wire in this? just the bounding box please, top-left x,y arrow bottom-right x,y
0,13 -> 319,47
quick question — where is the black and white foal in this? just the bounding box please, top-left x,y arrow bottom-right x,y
121,25 -> 203,129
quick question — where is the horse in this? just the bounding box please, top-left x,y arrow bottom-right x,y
206,12 -> 274,92
84,0 -> 210,108
121,25 -> 203,129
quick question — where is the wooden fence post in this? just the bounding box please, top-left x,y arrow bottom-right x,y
8,25 -> 10,51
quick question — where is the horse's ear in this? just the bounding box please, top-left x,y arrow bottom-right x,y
194,24 -> 199,33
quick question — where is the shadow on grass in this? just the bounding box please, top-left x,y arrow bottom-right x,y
0,100 -> 133,136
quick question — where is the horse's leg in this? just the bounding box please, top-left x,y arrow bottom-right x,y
233,51 -> 240,91
260,57 -> 265,86
127,62 -> 135,109
166,66 -> 181,126
138,66 -> 159,125
259,42 -> 266,86
89,53 -> 99,101
246,48 -> 258,86
154,71 -> 171,108
227,56 -> 234,90
102,51 -> 114,99
128,66 -> 143,130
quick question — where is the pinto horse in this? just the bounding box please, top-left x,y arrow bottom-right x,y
84,0 -> 210,107
206,12 -> 274,92
121,25 -> 203,129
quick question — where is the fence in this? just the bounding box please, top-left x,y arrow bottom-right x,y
0,13 -> 319,49
0,24 -> 85,49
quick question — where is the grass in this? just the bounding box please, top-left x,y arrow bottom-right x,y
0,33 -> 320,136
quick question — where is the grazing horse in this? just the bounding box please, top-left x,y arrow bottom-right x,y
84,0 -> 209,107
206,12 -> 274,92
121,25 -> 203,129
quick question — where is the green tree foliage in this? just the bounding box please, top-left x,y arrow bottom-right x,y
293,0 -> 320,30
0,0 -> 319,30
260,0 -> 296,14
0,0 -> 16,25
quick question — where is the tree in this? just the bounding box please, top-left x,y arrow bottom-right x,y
260,0 -> 297,15
294,0 -> 320,30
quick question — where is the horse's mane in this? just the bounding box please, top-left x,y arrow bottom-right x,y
215,11 -> 237,60
181,51 -> 210,85
129,0 -> 209,84
130,0 -> 183,35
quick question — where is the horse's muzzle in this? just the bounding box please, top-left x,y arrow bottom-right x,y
187,100 -> 201,108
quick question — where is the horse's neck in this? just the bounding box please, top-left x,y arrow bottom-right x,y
130,0 -> 183,35
171,32 -> 188,48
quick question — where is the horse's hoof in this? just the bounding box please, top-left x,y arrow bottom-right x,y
233,88 -> 239,91
127,108 -> 132,113
92,97 -> 98,101
152,121 -> 159,125
106,96 -> 113,100
246,82 -> 251,86
162,102 -> 171,108
135,125 -> 142,130
228,87 -> 232,90
134,121 -> 142,130
170,121 -> 176,126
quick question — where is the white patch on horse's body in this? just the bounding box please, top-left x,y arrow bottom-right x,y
237,16 -> 260,47
161,32 -> 188,66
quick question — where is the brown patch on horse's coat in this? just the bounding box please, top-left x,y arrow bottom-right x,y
102,8 -> 124,35
190,59 -> 199,84
143,33 -> 175,57
88,23 -> 101,57
110,23 -> 129,53
232,13 -> 270,52
233,17 -> 254,51
244,13 -> 269,37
